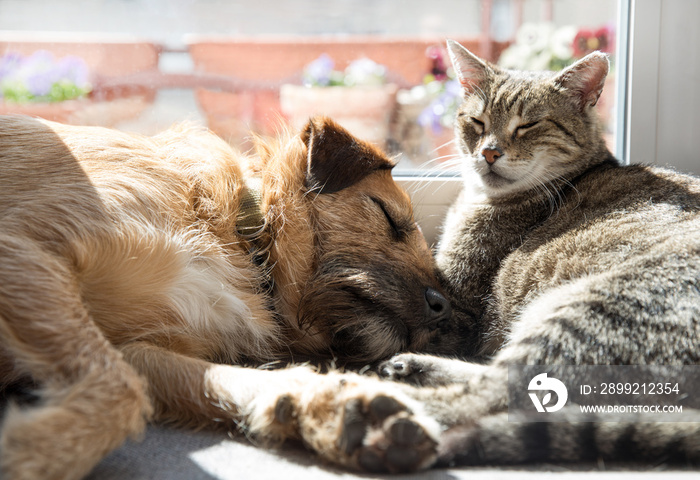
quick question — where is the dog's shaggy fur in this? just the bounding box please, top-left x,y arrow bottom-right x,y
0,115 -> 451,479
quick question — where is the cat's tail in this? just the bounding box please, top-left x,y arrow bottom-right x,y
436,410 -> 700,467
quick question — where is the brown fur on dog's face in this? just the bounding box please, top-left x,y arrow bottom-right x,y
258,118 -> 450,363
301,177 -> 446,362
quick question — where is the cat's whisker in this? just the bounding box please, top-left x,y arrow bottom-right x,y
560,177 -> 583,210
547,180 -> 564,215
431,138 -> 457,156
414,154 -> 463,182
523,171 -> 560,218
419,152 -> 460,170
534,178 -> 557,217
540,171 -> 583,214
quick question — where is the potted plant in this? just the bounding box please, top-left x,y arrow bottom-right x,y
279,54 -> 398,148
0,47 -> 158,127
0,50 -> 94,123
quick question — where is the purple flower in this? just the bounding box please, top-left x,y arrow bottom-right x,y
20,50 -> 59,96
0,50 -> 92,103
445,78 -> 461,97
303,54 -> 335,87
418,99 -> 444,134
56,56 -> 89,87
302,54 -> 386,87
418,78 -> 461,134
344,57 -> 385,86
0,52 -> 23,79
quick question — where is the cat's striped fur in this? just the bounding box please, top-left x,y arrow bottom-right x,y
380,40 -> 700,466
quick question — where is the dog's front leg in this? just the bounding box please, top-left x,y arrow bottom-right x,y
121,343 -> 441,473
119,342 -> 317,440
205,365 -> 443,473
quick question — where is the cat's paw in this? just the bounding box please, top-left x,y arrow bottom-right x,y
379,353 -> 488,386
379,353 -> 434,385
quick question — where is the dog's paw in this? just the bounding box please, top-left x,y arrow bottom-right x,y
379,353 -> 488,386
338,393 -> 439,473
278,372 -> 440,473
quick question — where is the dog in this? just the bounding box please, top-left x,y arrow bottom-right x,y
0,115 -> 451,479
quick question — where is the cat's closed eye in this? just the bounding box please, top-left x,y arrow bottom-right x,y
514,121 -> 539,137
468,117 -> 485,135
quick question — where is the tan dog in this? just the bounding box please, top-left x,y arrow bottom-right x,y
0,115 -> 449,479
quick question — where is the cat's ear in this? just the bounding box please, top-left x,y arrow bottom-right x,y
446,39 -> 495,94
553,52 -> 610,111
301,116 -> 394,194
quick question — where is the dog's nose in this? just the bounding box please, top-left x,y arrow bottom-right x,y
424,288 -> 451,327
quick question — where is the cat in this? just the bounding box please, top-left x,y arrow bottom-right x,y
380,39 -> 700,466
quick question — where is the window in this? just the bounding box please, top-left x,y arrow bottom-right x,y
0,0 -> 624,244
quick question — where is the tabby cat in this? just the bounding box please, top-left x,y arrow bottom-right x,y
380,40 -> 700,466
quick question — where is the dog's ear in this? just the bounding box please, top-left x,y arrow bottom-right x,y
301,117 -> 394,194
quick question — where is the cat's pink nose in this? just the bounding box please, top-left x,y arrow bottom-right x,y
482,148 -> 503,165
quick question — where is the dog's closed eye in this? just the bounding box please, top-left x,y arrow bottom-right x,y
370,197 -> 412,241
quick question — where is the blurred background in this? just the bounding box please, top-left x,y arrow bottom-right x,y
0,0 -> 620,171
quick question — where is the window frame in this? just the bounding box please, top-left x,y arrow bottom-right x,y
620,0 -> 662,166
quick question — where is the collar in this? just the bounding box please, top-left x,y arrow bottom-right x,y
236,177 -> 265,238
236,177 -> 275,298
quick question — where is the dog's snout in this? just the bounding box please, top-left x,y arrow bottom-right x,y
424,288 -> 451,327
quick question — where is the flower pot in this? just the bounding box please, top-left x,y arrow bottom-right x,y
195,88 -> 281,148
279,83 -> 398,148
0,96 -> 153,127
